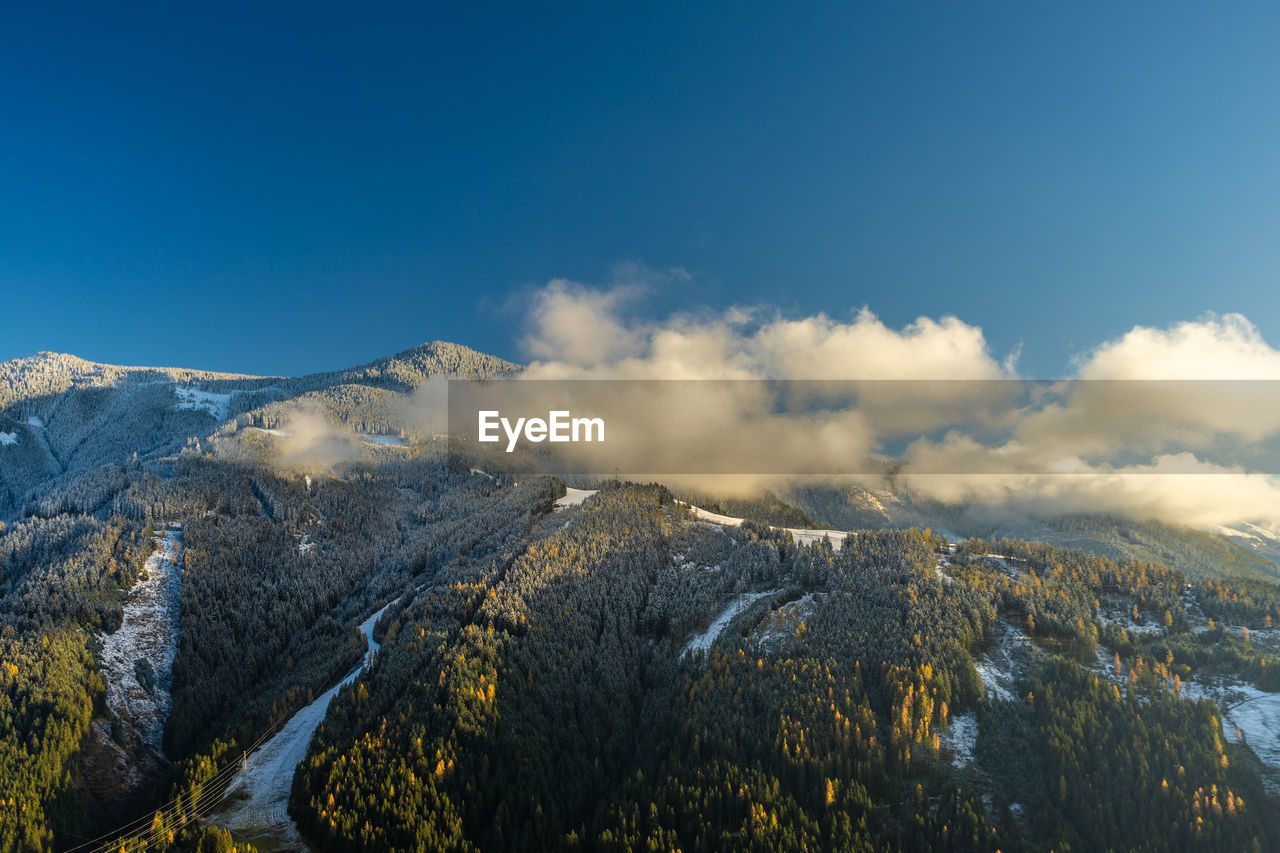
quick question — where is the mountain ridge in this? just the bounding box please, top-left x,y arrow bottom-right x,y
0,341 -> 519,519
3,343 -> 1278,583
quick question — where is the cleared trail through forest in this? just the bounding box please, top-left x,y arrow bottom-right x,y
216,595 -> 404,848
557,490 -> 852,550
674,500 -> 852,550
97,525 -> 183,776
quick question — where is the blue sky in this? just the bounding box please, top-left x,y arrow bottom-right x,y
2,2 -> 1278,377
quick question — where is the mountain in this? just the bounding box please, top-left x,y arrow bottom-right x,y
0,343 -> 518,519
5,344 -> 1280,853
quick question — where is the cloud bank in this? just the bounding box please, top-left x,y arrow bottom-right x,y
513,272 -> 1280,527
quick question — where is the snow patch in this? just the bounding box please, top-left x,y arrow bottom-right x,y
360,433 -> 406,446
674,500 -> 851,551
555,488 -> 598,509
975,620 -> 1034,703
940,711 -> 979,766
683,592 -> 773,657
1179,677 -> 1280,796
174,386 -> 233,420
1095,608 -> 1164,636
0,431 -> 16,446
977,554 -> 1025,580
26,415 -> 44,428
935,552 -> 956,584
97,527 -> 183,771
754,593 -> 820,650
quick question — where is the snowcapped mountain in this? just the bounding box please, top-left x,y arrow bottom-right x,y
0,343 -> 517,519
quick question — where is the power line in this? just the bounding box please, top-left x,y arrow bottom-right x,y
72,595 -> 402,852
63,707 -> 290,853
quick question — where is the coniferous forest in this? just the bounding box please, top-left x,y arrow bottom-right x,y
2,352 -> 1280,852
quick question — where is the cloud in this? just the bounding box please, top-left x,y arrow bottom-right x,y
522,282 -> 1012,381
273,408 -> 361,472
1077,313 -> 1280,380
395,375 -> 450,440
486,275 -> 1280,526
902,455 -> 1280,529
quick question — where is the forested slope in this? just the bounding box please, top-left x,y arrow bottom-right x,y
4,345 -> 1280,852
288,485 -> 1280,852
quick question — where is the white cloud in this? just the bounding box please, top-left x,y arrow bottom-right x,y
506,274 -> 1280,525
1077,313 -> 1280,379
523,281 -> 1011,380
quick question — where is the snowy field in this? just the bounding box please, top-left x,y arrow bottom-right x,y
1224,689 -> 1280,795
683,592 -> 773,657
218,598 -> 399,847
674,500 -> 851,551
1094,609 -> 1164,637
754,593 -> 820,651
1214,522 -> 1280,559
97,527 -> 183,766
359,433 -> 407,446
975,620 -> 1035,703
173,386 -> 234,420
747,594 -> 819,648
1177,677 -> 1280,796
940,711 -> 979,766
554,487 -> 598,508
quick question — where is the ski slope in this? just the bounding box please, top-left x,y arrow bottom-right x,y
218,598 -> 400,847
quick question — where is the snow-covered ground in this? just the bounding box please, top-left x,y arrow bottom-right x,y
97,527 -> 183,768
940,711 -> 979,766
1178,677 -> 1280,796
0,431 -> 16,446
683,592 -> 773,657
218,598 -> 399,846
674,500 -> 851,551
976,554 -> 1025,580
555,487 -> 598,509
174,386 -> 234,420
1095,609 -> 1164,637
1223,690 -> 1280,794
787,527 -> 852,549
26,415 -> 43,428
359,433 -> 406,446
975,620 -> 1034,703
754,593 -> 820,651
1214,521 -> 1280,562
935,549 -> 956,584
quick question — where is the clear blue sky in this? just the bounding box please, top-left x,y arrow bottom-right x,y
3,2 -> 1279,377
